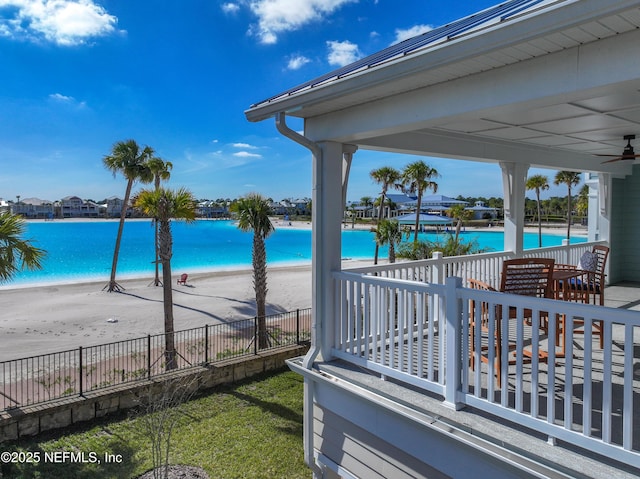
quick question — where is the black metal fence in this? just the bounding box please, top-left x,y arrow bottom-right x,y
0,308 -> 311,411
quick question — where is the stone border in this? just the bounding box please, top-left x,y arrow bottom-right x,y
0,344 -> 308,442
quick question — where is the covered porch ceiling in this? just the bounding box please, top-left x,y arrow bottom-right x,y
246,0 -> 640,176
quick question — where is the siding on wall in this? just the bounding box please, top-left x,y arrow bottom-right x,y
611,165 -> 640,283
308,376 -> 545,479
314,406 -> 449,479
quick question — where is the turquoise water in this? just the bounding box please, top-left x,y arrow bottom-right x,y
6,220 -> 585,287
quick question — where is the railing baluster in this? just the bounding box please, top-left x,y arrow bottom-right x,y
78,346 -> 83,397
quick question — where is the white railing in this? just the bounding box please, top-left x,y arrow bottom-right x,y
346,240 -> 602,290
331,270 -> 640,469
333,271 -> 446,397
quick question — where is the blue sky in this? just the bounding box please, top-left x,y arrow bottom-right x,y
0,0 -> 570,204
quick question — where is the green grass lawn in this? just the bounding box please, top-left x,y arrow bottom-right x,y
1,369 -> 311,479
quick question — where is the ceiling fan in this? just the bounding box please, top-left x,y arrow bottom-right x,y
597,135 -> 640,164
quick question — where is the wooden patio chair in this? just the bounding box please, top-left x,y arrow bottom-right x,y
554,244 -> 609,348
177,273 -> 188,285
469,258 -> 555,386
468,278 -> 503,386
501,256 -> 555,341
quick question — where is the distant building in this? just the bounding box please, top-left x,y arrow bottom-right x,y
103,196 -> 124,218
270,198 -> 311,216
196,201 -> 228,218
466,200 -> 498,220
409,194 -> 468,213
11,197 -> 55,219
58,196 -> 99,218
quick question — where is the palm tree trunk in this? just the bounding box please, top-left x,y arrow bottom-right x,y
105,179 -> 133,292
413,193 -> 422,243
389,243 -> 396,263
154,220 -> 161,286
159,220 -> 177,370
253,233 -> 268,349
153,176 -> 161,287
566,188 -> 572,240
373,192 -> 387,265
536,190 -> 542,248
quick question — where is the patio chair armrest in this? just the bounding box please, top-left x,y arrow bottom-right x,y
468,278 -> 497,291
554,263 -> 579,271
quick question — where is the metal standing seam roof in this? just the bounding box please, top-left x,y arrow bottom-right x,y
250,0 -> 549,109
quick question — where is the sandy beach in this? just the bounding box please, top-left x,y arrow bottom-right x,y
0,220 -> 585,362
0,265 -> 314,362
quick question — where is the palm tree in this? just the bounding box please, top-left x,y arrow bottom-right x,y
554,171 -> 581,240
0,212 -> 45,283
374,219 -> 405,263
370,166 -> 401,264
135,187 -> 196,370
103,139 -> 154,292
359,196 -> 374,219
446,203 -> 472,244
400,160 -> 440,243
146,157 -> 173,286
232,193 -> 275,349
576,184 -> 589,222
526,174 -> 549,247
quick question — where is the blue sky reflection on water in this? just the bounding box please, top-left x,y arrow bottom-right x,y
8,220 -> 585,287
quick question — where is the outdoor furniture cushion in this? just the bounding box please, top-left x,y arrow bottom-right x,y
577,251 -> 598,272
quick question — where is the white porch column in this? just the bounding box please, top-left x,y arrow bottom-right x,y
586,172 -> 610,242
500,161 -> 529,256
313,141 -> 349,361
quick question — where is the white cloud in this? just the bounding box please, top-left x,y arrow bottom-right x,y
287,54 -> 310,70
49,92 -> 73,102
48,92 -> 87,108
233,151 -> 262,158
326,40 -> 360,66
392,24 -> 433,45
232,142 -> 258,149
248,0 -> 357,44
0,0 -> 118,46
221,3 -> 240,15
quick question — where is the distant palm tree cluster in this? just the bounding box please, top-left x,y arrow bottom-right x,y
526,171 -> 585,247
369,160 -> 489,262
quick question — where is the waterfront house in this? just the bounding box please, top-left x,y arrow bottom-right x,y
59,196 -> 99,218
11,197 -> 55,219
246,0 -> 640,477
103,196 -> 124,218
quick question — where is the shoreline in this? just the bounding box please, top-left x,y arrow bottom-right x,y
0,221 -> 589,361
6,219 -> 587,290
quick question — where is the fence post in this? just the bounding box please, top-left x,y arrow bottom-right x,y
444,276 -> 464,410
78,346 -> 83,397
254,316 -> 258,355
204,324 -> 209,364
147,334 -> 151,379
296,309 -> 300,344
562,238 -> 570,264
431,251 -> 444,284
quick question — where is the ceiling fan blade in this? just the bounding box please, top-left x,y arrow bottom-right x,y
600,155 -> 640,164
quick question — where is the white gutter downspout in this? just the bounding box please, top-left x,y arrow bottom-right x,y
275,111 -> 323,477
